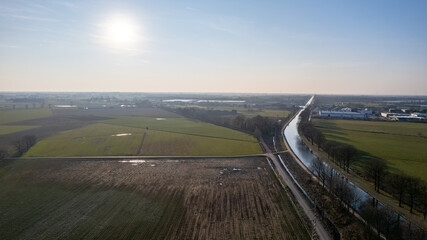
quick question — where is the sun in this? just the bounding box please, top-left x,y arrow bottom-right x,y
102,14 -> 140,49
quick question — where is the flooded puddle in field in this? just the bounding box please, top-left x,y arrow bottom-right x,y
156,118 -> 166,120
119,160 -> 146,163
166,160 -> 180,162
112,133 -> 132,137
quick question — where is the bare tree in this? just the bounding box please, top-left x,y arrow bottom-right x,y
311,157 -> 327,189
327,165 -> 336,192
420,182 -> 427,219
13,135 -> 37,156
390,172 -> 408,207
342,145 -> 357,172
378,206 -> 395,239
364,158 -> 388,193
341,180 -> 358,213
334,176 -> 347,203
0,148 -> 8,160
313,129 -> 325,150
360,199 -> 380,237
14,140 -> 26,156
22,135 -> 37,150
253,127 -> 262,139
407,177 -> 421,213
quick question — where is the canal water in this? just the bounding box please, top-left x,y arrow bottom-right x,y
282,96 -> 426,237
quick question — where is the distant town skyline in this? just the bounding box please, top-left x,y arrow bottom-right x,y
1,1 -> 426,95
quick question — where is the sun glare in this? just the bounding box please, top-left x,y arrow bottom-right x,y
101,14 -> 141,50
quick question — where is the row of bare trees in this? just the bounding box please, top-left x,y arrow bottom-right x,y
13,135 -> 37,156
311,157 -> 359,210
299,107 -> 358,172
300,107 -> 427,219
312,155 -> 426,239
0,135 -> 37,159
173,106 -> 279,138
363,157 -> 426,217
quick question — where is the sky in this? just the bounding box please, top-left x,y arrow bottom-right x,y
0,0 -> 426,95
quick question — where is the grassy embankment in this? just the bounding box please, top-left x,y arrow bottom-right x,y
0,109 -> 52,135
313,119 -> 427,181
26,116 -> 262,156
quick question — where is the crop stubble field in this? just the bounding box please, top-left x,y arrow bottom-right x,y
0,157 -> 309,239
313,119 -> 427,181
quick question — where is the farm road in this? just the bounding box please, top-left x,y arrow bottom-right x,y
16,152 -> 289,161
261,140 -> 331,240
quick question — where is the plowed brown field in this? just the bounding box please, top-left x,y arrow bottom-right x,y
0,158 -> 309,239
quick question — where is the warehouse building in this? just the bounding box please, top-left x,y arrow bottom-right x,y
319,111 -> 366,119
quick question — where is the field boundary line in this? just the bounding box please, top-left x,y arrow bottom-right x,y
13,154 -> 269,161
315,125 -> 427,138
136,132 -> 147,155
104,122 -> 258,143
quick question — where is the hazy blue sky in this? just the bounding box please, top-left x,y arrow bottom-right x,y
1,0 -> 426,95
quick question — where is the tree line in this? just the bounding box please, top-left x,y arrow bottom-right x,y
299,107 -> 358,173
0,135 -> 37,160
171,107 -> 279,139
300,107 -> 427,219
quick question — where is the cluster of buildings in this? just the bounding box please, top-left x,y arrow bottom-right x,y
381,110 -> 426,121
315,107 -> 426,122
316,107 -> 373,119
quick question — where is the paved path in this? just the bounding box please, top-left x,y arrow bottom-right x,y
260,139 -> 331,240
15,154 -> 267,160
13,151 -> 289,161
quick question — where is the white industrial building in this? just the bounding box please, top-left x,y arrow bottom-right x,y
411,112 -> 426,118
380,112 -> 426,121
319,111 -> 366,119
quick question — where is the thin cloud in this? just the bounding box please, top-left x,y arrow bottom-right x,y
0,44 -> 20,48
0,6 -> 40,14
1,13 -> 58,22
50,1 -> 76,9
209,23 -> 240,35
186,7 -> 198,11
297,61 -> 375,68
206,15 -> 252,36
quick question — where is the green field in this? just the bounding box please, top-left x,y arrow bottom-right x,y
172,105 -> 291,118
26,116 -> 262,156
0,109 -> 51,135
213,106 -> 291,118
0,109 -> 52,124
313,119 -> 427,181
0,125 -> 38,135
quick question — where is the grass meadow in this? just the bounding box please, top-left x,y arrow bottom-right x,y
26,116 -> 262,156
313,119 -> 427,181
172,105 -> 291,118
0,125 -> 38,135
0,109 -> 52,135
0,109 -> 52,124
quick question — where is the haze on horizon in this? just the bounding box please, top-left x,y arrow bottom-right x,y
0,0 -> 426,95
